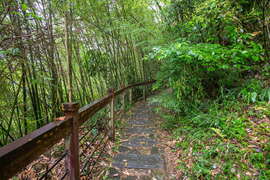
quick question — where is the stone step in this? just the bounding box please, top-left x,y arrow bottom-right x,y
128,120 -> 153,126
132,113 -> 150,119
112,153 -> 164,169
125,127 -> 155,135
122,136 -> 157,147
117,145 -> 160,156
108,168 -> 164,180
110,101 -> 167,179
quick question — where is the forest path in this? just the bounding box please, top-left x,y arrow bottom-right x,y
108,99 -> 167,180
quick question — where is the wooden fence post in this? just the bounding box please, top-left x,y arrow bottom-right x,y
121,84 -> 125,112
108,89 -> 115,141
129,88 -> 132,105
143,86 -> 146,101
62,102 -> 80,180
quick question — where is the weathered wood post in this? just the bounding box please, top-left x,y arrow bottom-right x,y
129,88 -> 132,105
143,86 -> 146,101
146,83 -> 150,99
108,89 -> 115,141
62,102 -> 80,180
121,84 -> 125,112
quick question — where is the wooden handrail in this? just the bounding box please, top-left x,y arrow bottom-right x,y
0,80 -> 155,180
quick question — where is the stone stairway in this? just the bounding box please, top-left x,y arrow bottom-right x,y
109,101 -> 167,180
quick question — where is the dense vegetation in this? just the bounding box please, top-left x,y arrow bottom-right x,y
148,0 -> 270,178
0,0 -> 270,178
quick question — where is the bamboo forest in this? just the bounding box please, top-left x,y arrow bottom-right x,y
0,0 -> 269,179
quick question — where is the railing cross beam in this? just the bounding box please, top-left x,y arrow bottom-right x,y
0,80 -> 156,180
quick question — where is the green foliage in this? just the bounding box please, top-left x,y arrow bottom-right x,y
149,0 -> 270,178
0,48 -> 20,56
155,92 -> 247,140
239,79 -> 270,103
153,91 -> 270,178
150,41 -> 263,72
164,0 -> 269,50
147,39 -> 264,115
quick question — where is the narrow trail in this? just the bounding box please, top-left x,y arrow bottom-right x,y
109,100 -> 167,179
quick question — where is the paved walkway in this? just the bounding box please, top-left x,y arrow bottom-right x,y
109,100 -> 167,180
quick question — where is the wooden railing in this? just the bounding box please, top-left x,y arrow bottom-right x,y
0,80 -> 156,180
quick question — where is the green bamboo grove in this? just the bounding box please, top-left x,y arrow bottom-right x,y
0,0 -> 163,145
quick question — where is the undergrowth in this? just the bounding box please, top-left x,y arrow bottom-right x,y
152,88 -> 270,179
147,3 -> 270,176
